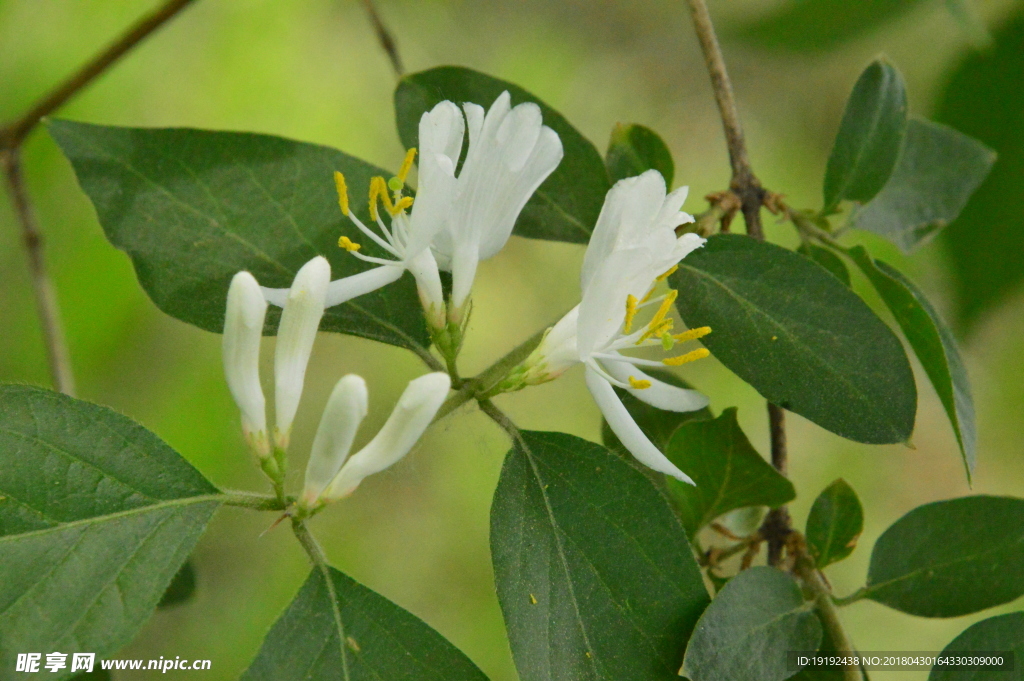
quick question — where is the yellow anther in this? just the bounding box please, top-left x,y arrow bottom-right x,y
338,236 -> 361,252
663,348 -> 710,366
655,264 -> 679,282
368,176 -> 383,222
397,148 -> 417,183
672,326 -> 712,342
624,294 -> 639,333
628,376 -> 652,390
636,318 -> 673,345
334,171 -> 350,216
393,196 -> 414,214
648,289 -> 679,329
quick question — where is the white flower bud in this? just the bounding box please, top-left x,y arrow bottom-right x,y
223,271 -> 269,457
274,256 -> 330,450
300,374 -> 368,509
323,372 -> 450,500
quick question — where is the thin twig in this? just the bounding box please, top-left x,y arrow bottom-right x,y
794,547 -> 861,681
0,0 -> 199,396
684,0 -> 765,239
764,403 -> 791,565
359,0 -> 404,77
1,150 -> 76,395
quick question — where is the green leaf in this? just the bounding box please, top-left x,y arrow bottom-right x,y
936,10 -> 1024,329
70,671 -> 111,681
491,430 -> 709,680
604,123 -> 674,186
600,369 -> 711,457
243,566 -> 488,681
47,120 -> 431,353
864,496 -> 1024,617
846,247 -> 976,478
158,559 -> 197,608
664,408 -> 795,538
805,479 -> 864,569
682,567 -> 822,681
394,66 -> 611,244
728,0 -> 925,53
670,234 -> 917,444
797,243 -> 851,286
823,59 -> 908,212
0,385 -> 219,676
929,612 -> 1024,681
851,118 -> 995,252
788,614 -> 849,681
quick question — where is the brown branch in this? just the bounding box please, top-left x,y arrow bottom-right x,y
684,0 -> 765,239
360,0 -> 404,77
0,0 -> 198,150
0,0 -> 198,396
1,150 -> 76,396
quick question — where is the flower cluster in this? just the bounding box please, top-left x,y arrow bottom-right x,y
222,92 -> 712,508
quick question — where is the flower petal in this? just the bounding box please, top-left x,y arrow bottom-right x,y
260,265 -> 405,309
324,372 -> 451,499
223,271 -> 269,455
585,364 -> 694,484
601,359 -> 709,412
301,374 -> 369,507
274,256 -> 330,447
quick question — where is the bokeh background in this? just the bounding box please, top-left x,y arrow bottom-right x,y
2,0 -> 1022,679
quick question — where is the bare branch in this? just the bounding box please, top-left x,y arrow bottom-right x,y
360,0 -> 404,77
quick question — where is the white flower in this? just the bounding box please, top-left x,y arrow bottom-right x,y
300,372 -> 451,509
433,90 -> 564,321
273,256 -> 331,450
223,271 -> 270,457
519,170 -> 710,483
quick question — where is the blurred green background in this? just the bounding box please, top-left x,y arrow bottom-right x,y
2,0 -> 1022,678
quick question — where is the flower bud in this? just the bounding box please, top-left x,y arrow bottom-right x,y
300,374 -> 368,509
223,271 -> 269,457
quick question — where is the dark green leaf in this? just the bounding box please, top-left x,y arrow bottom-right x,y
728,0 -> 925,53
394,66 -> 611,244
682,567 -> 822,681
665,408 -> 795,538
243,566 -> 488,681
823,59 -> 908,212
846,247 -> 976,478
158,559 -> 197,608
865,496 -> 1024,617
788,613 -> 848,681
600,369 -> 711,456
48,120 -> 431,352
605,123 -> 674,186
70,671 -> 111,681
670,234 -> 917,444
0,385 -> 219,677
937,10 -> 1024,329
797,243 -> 851,286
491,431 -> 709,680
806,479 -> 864,569
852,118 -> 995,252
929,612 -> 1024,681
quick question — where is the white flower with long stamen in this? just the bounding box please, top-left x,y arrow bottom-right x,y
515,170 -> 710,483
299,372 -> 451,511
223,271 -> 270,458
273,256 -> 331,451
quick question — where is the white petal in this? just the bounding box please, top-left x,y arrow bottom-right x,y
418,101 -> 465,181
301,374 -> 369,507
520,305 -> 581,383
585,365 -> 694,484
264,266 -> 403,309
274,256 -> 330,447
653,185 -> 694,232
405,248 -> 446,328
323,372 -> 451,499
576,247 -> 653,357
462,102 -> 485,144
601,360 -> 709,412
449,239 -> 480,313
223,271 -> 269,454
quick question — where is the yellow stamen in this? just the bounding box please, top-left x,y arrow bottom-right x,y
628,376 -> 652,390
368,176 -> 383,222
636,318 -> 673,345
648,289 -> 679,330
655,264 -> 679,282
663,348 -> 710,366
672,325 -> 712,342
334,171 -> 350,216
338,236 -> 361,252
624,294 -> 639,333
639,285 -> 657,305
393,196 -> 414,214
397,148 -> 417,183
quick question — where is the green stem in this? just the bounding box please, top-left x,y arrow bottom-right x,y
795,556 -> 862,681
219,490 -> 291,511
832,587 -> 868,608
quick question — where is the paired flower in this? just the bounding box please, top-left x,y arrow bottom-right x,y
223,256 -> 450,507
510,170 -> 711,483
260,91 -> 563,334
